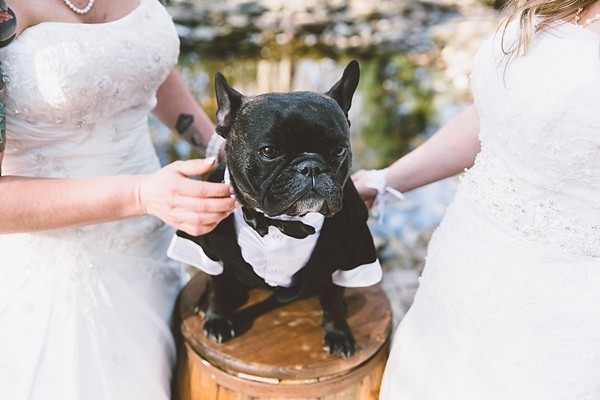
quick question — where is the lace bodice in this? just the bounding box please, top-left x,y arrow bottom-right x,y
0,0 -> 179,178
465,20 -> 600,257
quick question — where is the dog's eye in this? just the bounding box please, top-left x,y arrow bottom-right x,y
259,146 -> 280,159
332,145 -> 347,157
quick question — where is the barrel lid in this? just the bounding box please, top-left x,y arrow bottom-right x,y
178,272 -> 392,382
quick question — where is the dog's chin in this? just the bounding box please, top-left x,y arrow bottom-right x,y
280,193 -> 342,217
286,198 -> 326,216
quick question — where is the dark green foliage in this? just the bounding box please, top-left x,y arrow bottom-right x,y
358,55 -> 438,168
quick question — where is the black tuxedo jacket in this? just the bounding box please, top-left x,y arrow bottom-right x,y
176,166 -> 378,303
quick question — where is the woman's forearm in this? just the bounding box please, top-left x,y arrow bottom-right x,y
0,174 -> 142,233
385,104 -> 481,193
153,68 -> 216,150
0,158 -> 238,236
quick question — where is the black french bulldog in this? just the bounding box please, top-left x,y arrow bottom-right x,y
175,60 -> 380,358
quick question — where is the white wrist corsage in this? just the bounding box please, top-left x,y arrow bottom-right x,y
364,168 -> 405,224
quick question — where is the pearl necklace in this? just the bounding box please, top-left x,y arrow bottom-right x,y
62,0 -> 95,14
575,6 -> 600,27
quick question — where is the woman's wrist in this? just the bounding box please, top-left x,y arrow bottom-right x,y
364,168 -> 405,223
364,168 -> 403,198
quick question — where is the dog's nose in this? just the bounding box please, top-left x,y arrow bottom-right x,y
296,161 -> 322,177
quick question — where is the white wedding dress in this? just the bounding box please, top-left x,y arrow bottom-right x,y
380,19 -> 600,399
0,1 -> 187,399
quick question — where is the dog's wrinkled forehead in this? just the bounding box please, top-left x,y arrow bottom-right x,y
232,92 -> 350,141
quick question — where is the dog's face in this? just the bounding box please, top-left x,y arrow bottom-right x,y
214,61 -> 360,217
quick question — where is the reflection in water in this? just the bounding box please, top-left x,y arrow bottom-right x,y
257,58 -> 292,93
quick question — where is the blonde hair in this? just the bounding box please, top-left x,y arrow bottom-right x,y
499,0 -> 596,57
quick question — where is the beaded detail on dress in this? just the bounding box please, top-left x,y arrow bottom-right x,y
462,151 -> 599,258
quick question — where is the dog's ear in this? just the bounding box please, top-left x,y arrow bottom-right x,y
215,72 -> 244,139
324,60 -> 360,125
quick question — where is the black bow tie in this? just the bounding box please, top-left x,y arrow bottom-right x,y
242,207 -> 316,239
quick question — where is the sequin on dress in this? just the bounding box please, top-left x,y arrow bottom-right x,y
380,20 -> 600,399
0,1 -> 186,399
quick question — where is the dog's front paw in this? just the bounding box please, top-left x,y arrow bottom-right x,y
203,316 -> 235,343
323,329 -> 356,358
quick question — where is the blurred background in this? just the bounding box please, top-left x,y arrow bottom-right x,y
155,0 -> 505,326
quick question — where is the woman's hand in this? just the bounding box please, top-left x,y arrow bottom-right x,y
351,169 -> 379,209
136,157 -> 238,236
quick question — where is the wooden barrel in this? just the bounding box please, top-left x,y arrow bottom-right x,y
174,271 -> 392,400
